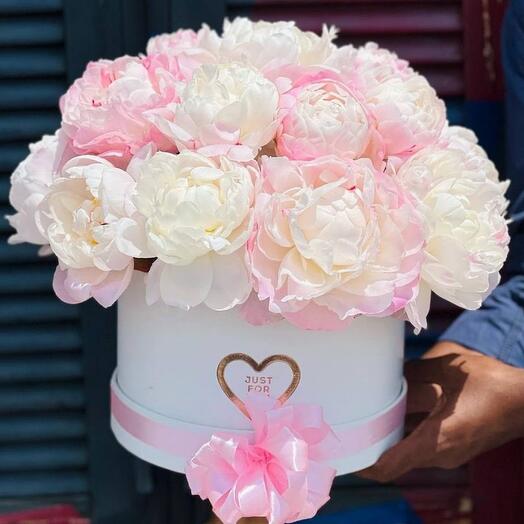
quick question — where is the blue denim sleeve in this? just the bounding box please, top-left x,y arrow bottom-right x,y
439,1 -> 524,367
440,277 -> 524,367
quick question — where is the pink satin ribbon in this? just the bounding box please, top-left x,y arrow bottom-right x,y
186,396 -> 339,523
111,382 -> 406,463
112,382 -> 406,523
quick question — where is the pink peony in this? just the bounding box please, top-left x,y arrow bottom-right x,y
59,56 -> 178,167
276,69 -> 372,162
146,26 -> 220,81
326,42 -> 411,93
53,263 -> 134,308
328,43 -> 445,159
366,73 -> 446,158
248,156 -> 425,330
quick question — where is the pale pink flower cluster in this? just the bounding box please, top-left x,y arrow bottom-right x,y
7,18 -> 509,332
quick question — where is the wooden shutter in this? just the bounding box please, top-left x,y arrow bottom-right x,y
0,1 -> 149,520
0,0 -> 89,514
223,1 -> 507,520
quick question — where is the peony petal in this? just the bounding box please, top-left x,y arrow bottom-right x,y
205,251 -> 252,311
283,301 -> 352,331
53,266 -> 91,304
144,259 -> 163,306
239,293 -> 282,326
91,263 -> 134,307
158,256 -> 213,309
405,281 -> 432,333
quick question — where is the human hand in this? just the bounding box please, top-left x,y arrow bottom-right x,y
358,342 -> 524,482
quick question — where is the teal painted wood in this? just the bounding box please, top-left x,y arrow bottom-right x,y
0,0 -> 90,514
0,297 -> 79,323
0,442 -> 88,472
0,112 -> 61,141
0,413 -> 86,442
0,17 -> 64,45
0,49 -> 65,77
0,383 -> 85,412
0,0 -> 62,14
0,472 -> 88,498
0,144 -> 29,172
0,325 -> 81,353
0,80 -> 65,109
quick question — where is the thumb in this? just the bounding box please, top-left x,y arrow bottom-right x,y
357,414 -> 442,482
405,354 -> 458,385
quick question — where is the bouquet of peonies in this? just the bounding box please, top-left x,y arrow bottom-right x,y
8,18 -> 509,333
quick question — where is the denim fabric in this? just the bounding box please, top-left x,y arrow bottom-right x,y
440,1 -> 524,367
309,500 -> 421,523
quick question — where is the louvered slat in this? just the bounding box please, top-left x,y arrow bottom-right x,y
0,472 -> 88,498
0,49 -> 65,78
0,243 -> 42,264
0,181 -> 8,204
230,0 -> 451,3
241,4 -> 462,34
0,325 -> 81,353
0,442 -> 88,472
347,34 -> 462,65
0,17 -> 64,46
0,79 -> 65,109
0,211 -> 13,232
0,413 -> 86,443
0,265 -> 57,293
0,143 -> 31,172
0,297 -> 79,324
0,0 -> 89,510
0,354 -> 83,384
0,0 -> 62,14
0,112 -> 61,142
0,383 -> 85,412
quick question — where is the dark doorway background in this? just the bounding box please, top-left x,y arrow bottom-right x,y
1,1 -> 521,523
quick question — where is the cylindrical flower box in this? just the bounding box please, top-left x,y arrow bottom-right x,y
111,273 -> 407,475
6,12 -> 511,521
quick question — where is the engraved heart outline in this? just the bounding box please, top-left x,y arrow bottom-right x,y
216,353 -> 301,420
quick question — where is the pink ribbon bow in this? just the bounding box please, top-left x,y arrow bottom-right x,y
185,395 -> 340,524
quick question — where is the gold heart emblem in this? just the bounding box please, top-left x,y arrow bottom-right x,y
216,353 -> 301,420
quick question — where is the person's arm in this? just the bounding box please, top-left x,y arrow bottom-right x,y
437,0 -> 524,367
439,276 -> 524,367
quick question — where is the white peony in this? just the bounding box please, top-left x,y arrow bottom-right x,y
152,62 -> 280,161
327,42 -> 445,159
398,141 -> 510,330
37,156 -> 149,271
145,25 -> 221,82
326,42 -> 411,92
442,125 -> 500,182
220,17 -> 337,70
367,73 -> 446,157
276,76 -> 371,161
134,150 -> 256,310
146,25 -> 220,60
8,133 -> 58,246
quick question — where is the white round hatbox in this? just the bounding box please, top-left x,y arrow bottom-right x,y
111,273 -> 407,475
